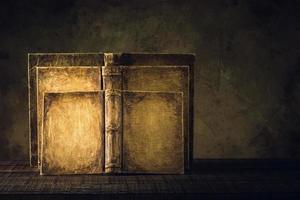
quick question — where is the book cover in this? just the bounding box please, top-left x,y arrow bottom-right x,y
41,92 -> 104,175
28,53 -> 194,174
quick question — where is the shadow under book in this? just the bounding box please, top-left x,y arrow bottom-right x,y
28,53 -> 195,175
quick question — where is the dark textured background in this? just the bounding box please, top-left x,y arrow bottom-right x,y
0,0 -> 299,161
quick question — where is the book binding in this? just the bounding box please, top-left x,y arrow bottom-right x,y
102,53 -> 122,173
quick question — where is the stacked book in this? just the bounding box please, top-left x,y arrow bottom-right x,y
28,53 -> 194,175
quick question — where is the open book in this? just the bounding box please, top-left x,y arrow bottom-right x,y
28,53 -> 194,175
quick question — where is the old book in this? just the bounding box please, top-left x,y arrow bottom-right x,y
121,65 -> 191,171
123,91 -> 184,173
28,53 -> 104,167
41,92 -> 104,175
36,66 -> 101,168
28,53 -> 194,174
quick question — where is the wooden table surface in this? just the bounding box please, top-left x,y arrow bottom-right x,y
0,160 -> 299,199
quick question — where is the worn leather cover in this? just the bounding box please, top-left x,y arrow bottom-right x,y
122,65 -> 190,171
41,92 -> 104,175
36,67 -> 101,167
28,53 -> 104,167
123,91 -> 184,173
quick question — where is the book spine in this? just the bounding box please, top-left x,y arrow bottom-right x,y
102,53 -> 122,173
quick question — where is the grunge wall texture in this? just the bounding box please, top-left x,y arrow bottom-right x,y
0,0 -> 299,160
